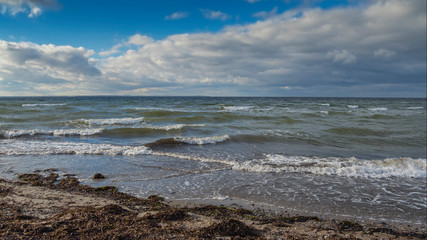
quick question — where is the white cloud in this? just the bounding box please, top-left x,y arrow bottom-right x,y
0,0 -> 425,97
252,7 -> 278,19
200,9 -> 231,21
326,50 -> 357,64
128,34 -> 154,46
0,0 -> 59,17
0,40 -> 99,95
99,34 -> 154,57
165,11 -> 189,20
374,48 -> 396,59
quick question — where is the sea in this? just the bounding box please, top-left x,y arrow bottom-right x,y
0,96 -> 426,225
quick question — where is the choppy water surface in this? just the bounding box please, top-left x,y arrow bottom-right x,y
0,97 -> 426,225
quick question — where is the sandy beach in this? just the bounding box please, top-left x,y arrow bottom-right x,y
1,171 -> 425,239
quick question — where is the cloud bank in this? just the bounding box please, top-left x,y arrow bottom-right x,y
0,0 -> 426,96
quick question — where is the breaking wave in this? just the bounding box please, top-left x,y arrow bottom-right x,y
146,135 -> 230,147
150,152 -> 426,179
22,103 -> 67,107
0,129 -> 104,138
235,155 -> 427,178
0,140 -> 151,156
66,117 -> 145,126
221,106 -> 253,111
346,105 -> 359,109
318,103 -> 330,107
368,107 -> 388,111
146,124 -> 206,131
174,135 -> 230,145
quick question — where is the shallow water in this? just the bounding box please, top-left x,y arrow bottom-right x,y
0,96 -> 426,225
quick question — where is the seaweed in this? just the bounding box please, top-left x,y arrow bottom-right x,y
144,209 -> 189,222
0,185 -> 12,197
199,219 -> 260,238
189,205 -> 253,219
338,220 -> 364,231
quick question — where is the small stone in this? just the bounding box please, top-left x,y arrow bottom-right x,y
93,173 -> 105,179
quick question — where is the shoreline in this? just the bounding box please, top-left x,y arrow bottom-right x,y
1,172 -> 426,239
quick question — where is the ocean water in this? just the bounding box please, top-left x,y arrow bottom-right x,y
0,96 -> 426,225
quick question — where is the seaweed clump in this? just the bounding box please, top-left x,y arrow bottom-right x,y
189,205 -> 253,219
338,220 -> 364,231
198,219 -> 260,238
18,173 -> 58,186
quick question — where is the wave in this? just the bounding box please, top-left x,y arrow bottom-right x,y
0,140 -> 151,156
346,105 -> 359,109
234,155 -> 427,178
318,103 -> 330,107
151,152 -> 426,179
146,134 -> 230,147
66,117 -> 144,126
407,106 -> 424,110
368,107 -> 388,111
221,106 -> 253,111
327,127 -> 387,137
1,123 -> 206,139
0,128 -> 104,138
2,137 -> 424,178
22,103 -> 67,107
147,124 -> 206,131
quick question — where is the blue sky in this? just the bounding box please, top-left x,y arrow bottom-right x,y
0,0 -> 426,97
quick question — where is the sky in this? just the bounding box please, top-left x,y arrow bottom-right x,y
0,0 -> 425,97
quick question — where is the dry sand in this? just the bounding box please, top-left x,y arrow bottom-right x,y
0,172 -> 425,239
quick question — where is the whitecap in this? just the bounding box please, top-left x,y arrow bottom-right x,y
232,155 -> 426,178
368,107 -> 388,111
222,106 -> 253,111
68,117 -> 144,126
346,105 -> 359,109
0,129 -> 104,138
0,140 -> 151,156
174,134 -> 230,145
22,103 -> 67,107
318,103 -> 330,107
407,106 -> 424,110
147,124 -> 206,131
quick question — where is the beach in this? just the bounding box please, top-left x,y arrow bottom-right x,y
1,172 -> 426,239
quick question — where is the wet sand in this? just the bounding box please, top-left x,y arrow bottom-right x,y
1,172 -> 425,239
